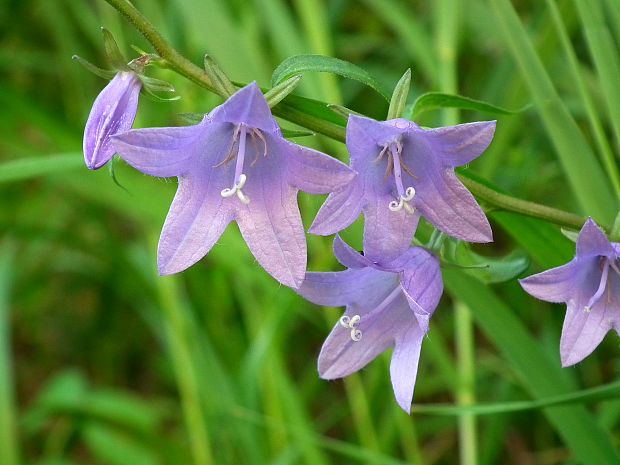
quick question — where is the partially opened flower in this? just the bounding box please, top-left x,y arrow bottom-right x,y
112,82 -> 354,288
84,71 -> 142,170
520,218 -> 620,366
310,115 -> 495,261
297,236 -> 443,412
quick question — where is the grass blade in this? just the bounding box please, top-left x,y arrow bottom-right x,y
0,243 -> 19,465
444,270 -> 620,465
491,0 -> 617,224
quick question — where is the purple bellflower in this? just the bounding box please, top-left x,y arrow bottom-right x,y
310,115 -> 495,261
520,219 -> 620,366
112,83 -> 354,288
84,71 -> 142,170
297,236 -> 443,412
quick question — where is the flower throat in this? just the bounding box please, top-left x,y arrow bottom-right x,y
584,256 -> 620,312
218,123 -> 267,205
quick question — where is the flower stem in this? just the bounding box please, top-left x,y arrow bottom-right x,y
101,0 -> 597,233
460,176 -> 592,231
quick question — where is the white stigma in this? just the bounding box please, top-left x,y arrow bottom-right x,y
221,173 -> 250,204
388,186 -> 416,213
339,314 -> 362,342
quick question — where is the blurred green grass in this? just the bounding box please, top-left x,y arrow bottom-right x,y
1,0 -> 620,464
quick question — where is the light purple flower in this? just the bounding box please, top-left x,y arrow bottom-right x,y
297,236 -> 443,412
112,83 -> 354,288
84,71 -> 142,170
310,115 -> 495,261
520,218 -> 620,366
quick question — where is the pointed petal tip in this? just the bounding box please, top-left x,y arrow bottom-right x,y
396,397 -> 412,414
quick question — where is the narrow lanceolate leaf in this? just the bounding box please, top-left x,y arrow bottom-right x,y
410,380 -> 620,415
280,128 -> 315,139
272,55 -> 391,101
491,0 -> 617,224
446,242 -> 529,284
204,55 -> 236,98
445,270 -> 620,465
0,154 -> 83,183
387,69 -> 411,120
0,243 -> 19,465
410,92 -> 528,119
264,75 -> 302,108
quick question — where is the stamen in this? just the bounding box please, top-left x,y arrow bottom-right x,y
584,259 -> 610,312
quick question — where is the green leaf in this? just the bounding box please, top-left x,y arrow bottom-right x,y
411,92 -> 528,119
271,55 -> 391,101
447,242 -> 529,284
281,127 -> 314,138
83,423 -> 160,465
445,270 -> 620,465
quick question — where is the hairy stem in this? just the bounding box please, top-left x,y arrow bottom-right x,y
101,0 -> 596,233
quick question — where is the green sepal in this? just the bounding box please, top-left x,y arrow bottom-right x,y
108,156 -> 129,193
203,55 -> 236,98
327,104 -> 361,119
139,75 -> 176,93
281,127 -> 315,138
141,86 -> 181,102
72,55 -> 116,80
560,227 -> 579,243
177,113 -> 207,124
264,75 -> 302,108
386,68 -> 411,120
101,28 -> 129,71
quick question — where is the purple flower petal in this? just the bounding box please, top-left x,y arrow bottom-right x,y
210,82 -> 279,133
363,193 -> 421,262
576,218 -> 615,259
318,292 -> 411,379
403,146 -> 492,242
298,268 -> 396,308
424,121 -> 496,167
158,171 -> 235,275
235,153 -> 306,288
519,260 -> 584,303
282,137 -> 355,194
390,323 -> 425,412
112,119 -> 225,177
560,291 -> 617,366
332,235 -> 372,269
309,180 -> 364,235
84,72 -> 141,170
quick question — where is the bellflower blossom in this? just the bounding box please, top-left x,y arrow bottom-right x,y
310,115 -> 495,261
520,219 -> 620,366
112,83 -> 354,288
84,71 -> 142,170
297,236 -> 443,412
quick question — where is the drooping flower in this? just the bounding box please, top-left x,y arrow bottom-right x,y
112,82 -> 355,288
520,218 -> 620,366
297,236 -> 443,412
310,115 -> 495,261
84,71 -> 142,170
